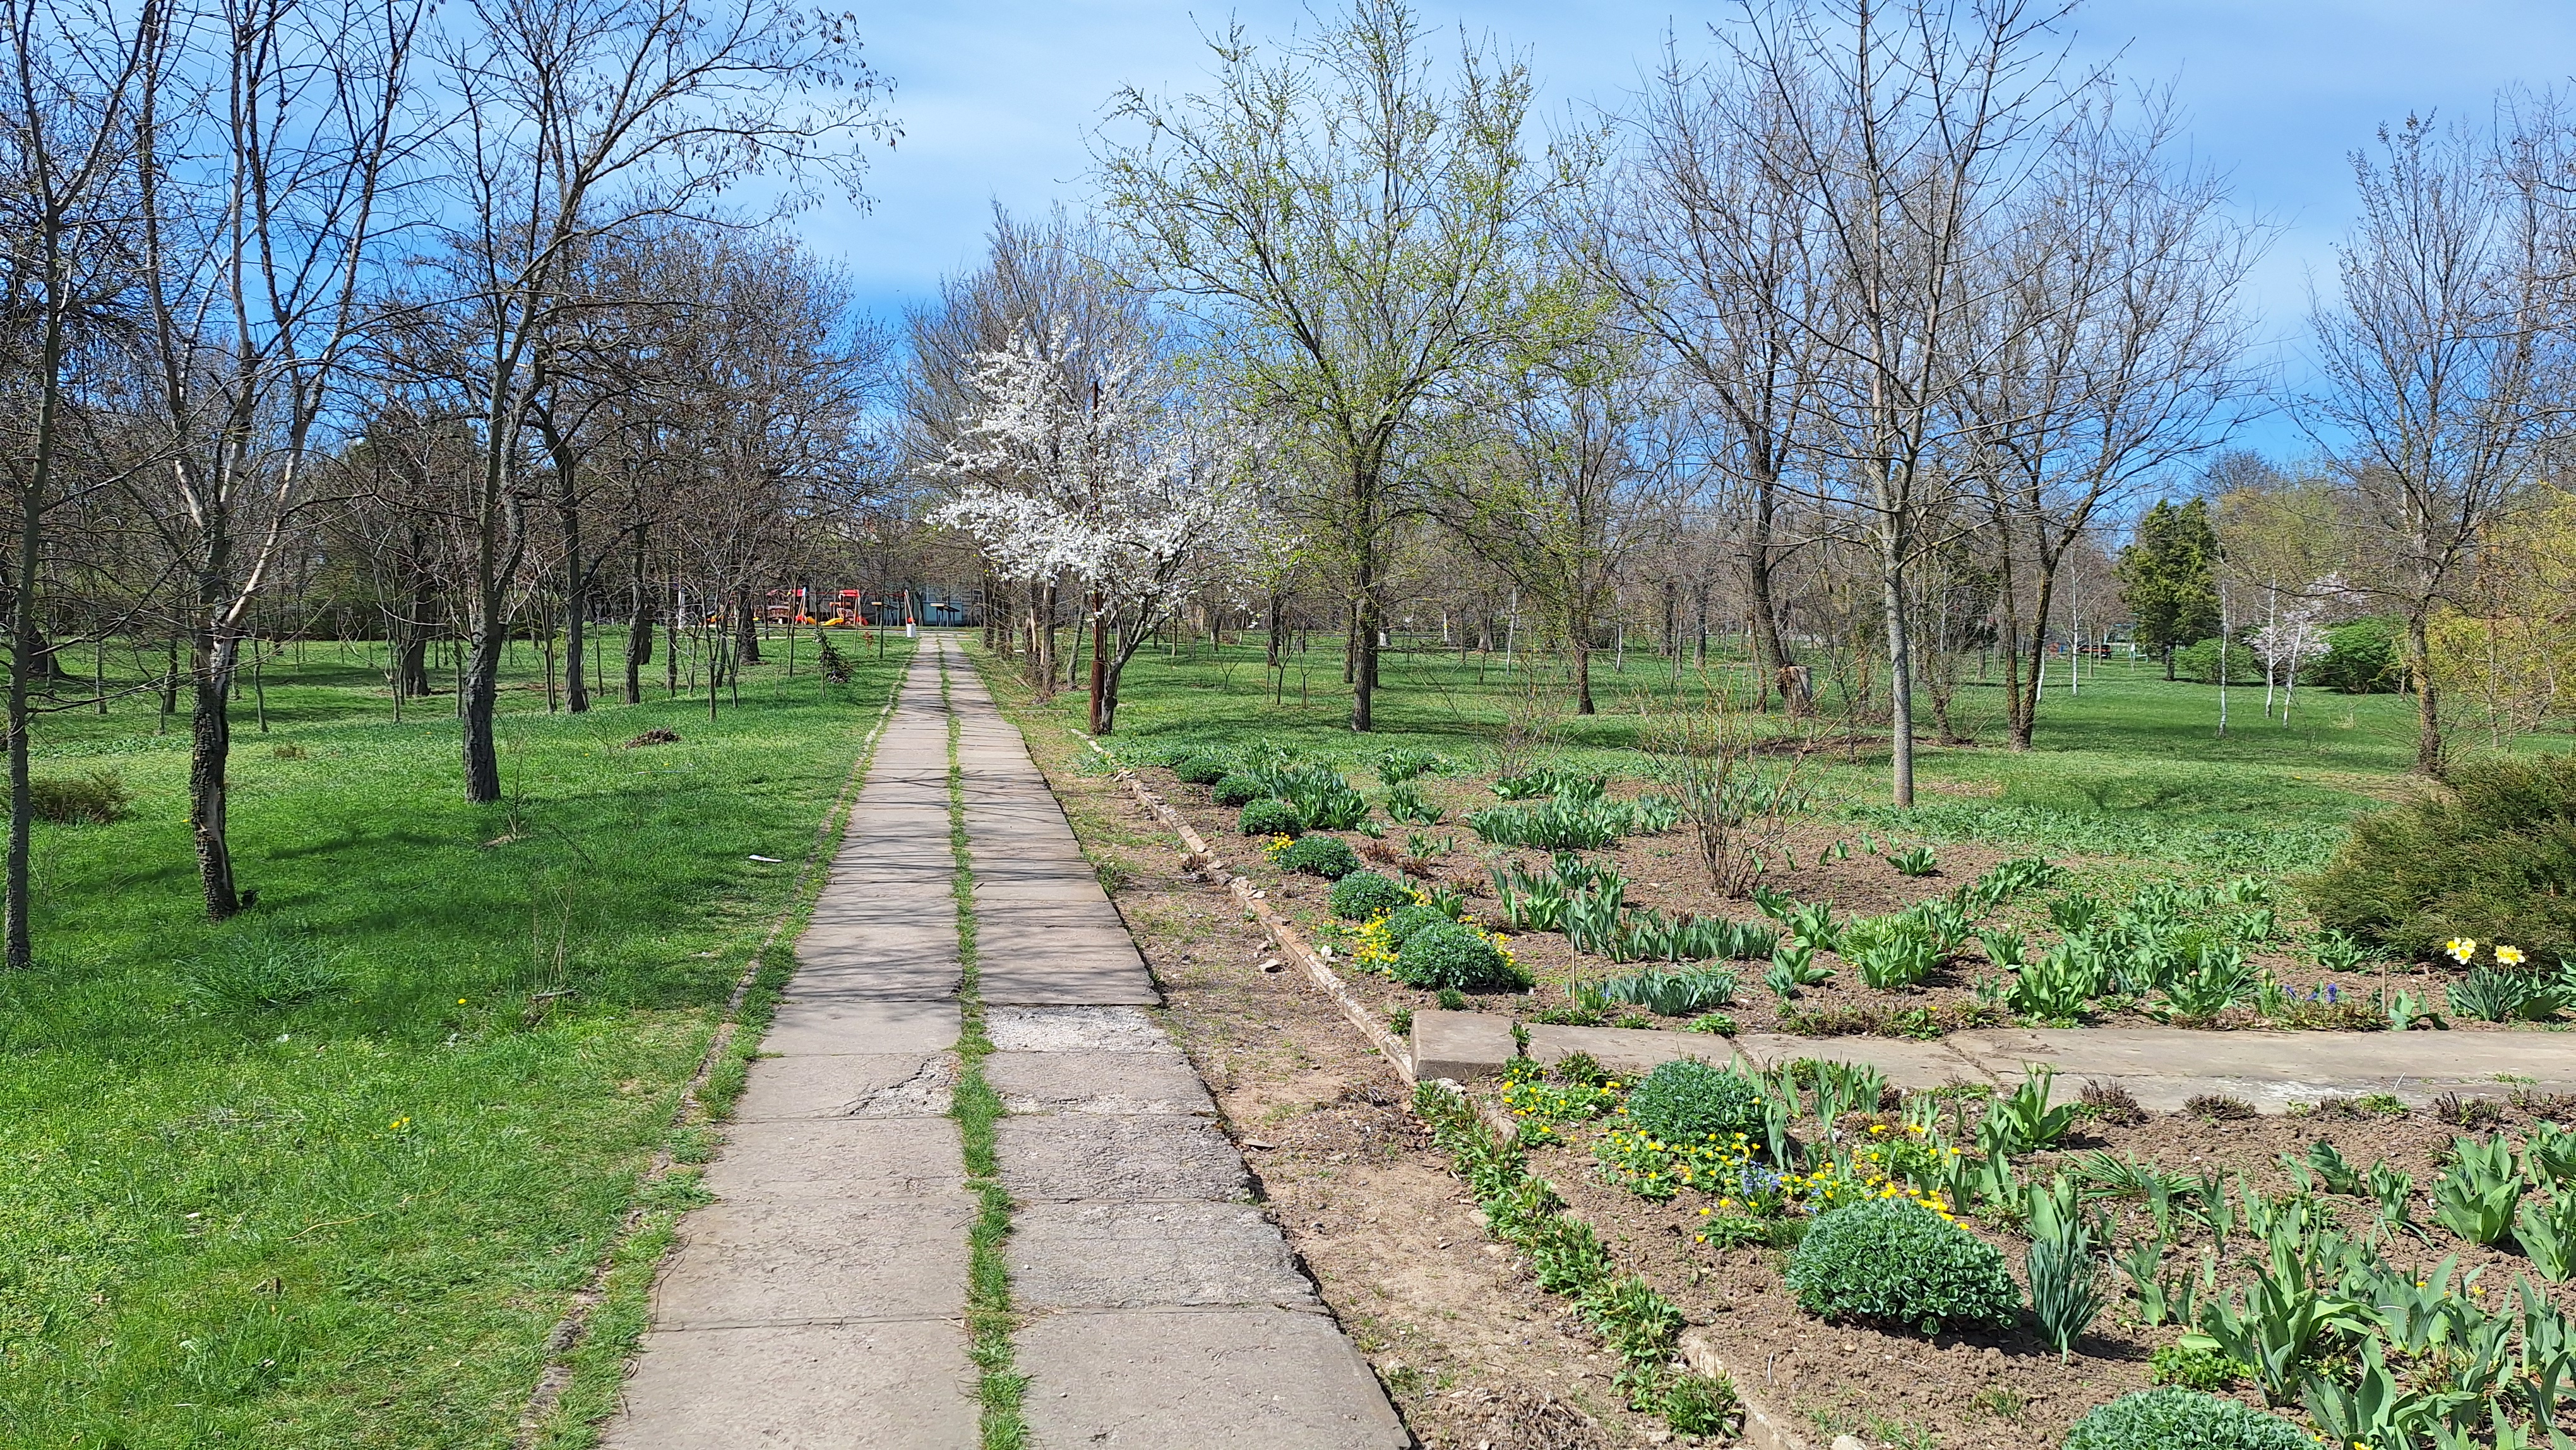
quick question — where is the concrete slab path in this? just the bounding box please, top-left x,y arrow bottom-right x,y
600,638 -> 1404,1449
1415,1006 -> 2576,1114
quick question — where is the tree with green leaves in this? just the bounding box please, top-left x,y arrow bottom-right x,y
1096,0 -> 1554,731
2118,498 -> 2221,679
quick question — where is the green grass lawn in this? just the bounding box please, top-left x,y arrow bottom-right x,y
6,631 -> 912,1447
1029,634 -> 2511,875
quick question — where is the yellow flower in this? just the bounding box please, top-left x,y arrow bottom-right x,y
2444,937 -> 2478,964
2498,945 -> 2527,967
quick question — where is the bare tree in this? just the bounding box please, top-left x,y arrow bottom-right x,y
2306,112 -> 2563,774
0,0 -> 163,968
1958,92 -> 2263,749
1607,39 -> 1830,709
429,0 -> 891,801
1720,0 -> 2097,804
1097,0 -> 1553,731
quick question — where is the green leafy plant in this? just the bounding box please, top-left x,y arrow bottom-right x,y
2058,1388 -> 2312,1450
1595,967 -> 1738,1017
1380,902 -> 1450,948
2156,944 -> 2254,1022
2009,944 -> 2096,1022
2027,1179 -> 2109,1360
2518,1192 -> 2576,1281
1844,914 -> 1942,990
1980,1066 -> 2080,1155
1626,1057 -> 1765,1147
1765,937 -> 1833,998
1375,746 -> 1445,784
1977,926 -> 2027,969
1172,754 -> 1232,785
1381,784 -> 1445,826
2431,1134 -> 2524,1245
1784,1197 -> 2018,1333
1888,844 -> 1940,877
2147,1343 -> 2250,1393
1392,921 -> 1525,992
1327,872 -> 1410,920
1210,772 -> 1266,806
1238,798 -> 1302,836
1277,835 -> 1360,879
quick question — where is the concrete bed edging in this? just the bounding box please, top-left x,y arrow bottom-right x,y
1092,745 -> 1825,1450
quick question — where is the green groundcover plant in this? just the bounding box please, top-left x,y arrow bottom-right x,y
1784,1197 -> 2018,1333
2057,1388 -> 2312,1450
1238,798 -> 1303,837
1278,835 -> 1361,879
1623,1058 -> 1763,1146
2303,752 -> 2576,960
1328,872 -> 1412,920
1392,920 -> 1525,992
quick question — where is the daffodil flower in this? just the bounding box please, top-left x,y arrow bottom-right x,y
2498,945 -> 2527,967
2445,937 -> 2478,964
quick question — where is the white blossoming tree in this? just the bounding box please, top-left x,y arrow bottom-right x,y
930,328 -> 1258,733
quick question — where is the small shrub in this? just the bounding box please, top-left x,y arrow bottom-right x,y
1238,799 -> 1303,837
2306,616 -> 2401,693
2058,1388 -> 2311,1450
1174,755 -> 1233,785
1625,1058 -> 1763,1146
1387,1005 -> 1414,1037
2184,1093 -> 2257,1121
1380,902 -> 1450,947
1393,921 -> 1525,992
1434,986 -> 1467,1010
30,769 -> 130,825
1279,835 -> 1361,880
1786,1197 -> 2018,1333
2080,1079 -> 2145,1126
2303,752 -> 2576,961
1210,772 -> 1266,806
1328,872 -> 1411,920
2172,638 -> 2260,685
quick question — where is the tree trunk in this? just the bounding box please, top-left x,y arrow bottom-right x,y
736,589 -> 761,664
1352,517 -> 1379,731
551,442 -> 588,713
1748,479 -> 1794,707
1087,590 -> 1108,734
2407,608 -> 2443,774
188,533 -> 243,918
1881,556 -> 1916,807
2011,562 -> 2061,753
1573,634 -> 1595,716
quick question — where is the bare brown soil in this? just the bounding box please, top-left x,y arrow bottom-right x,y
1138,762 -> 2493,1043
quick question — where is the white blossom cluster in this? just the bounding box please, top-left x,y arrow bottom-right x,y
926,327 -> 1261,621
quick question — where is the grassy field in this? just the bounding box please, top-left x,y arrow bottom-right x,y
5,630 -> 912,1447
1020,633 -> 2507,875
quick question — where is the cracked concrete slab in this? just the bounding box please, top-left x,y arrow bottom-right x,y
1016,1308 -> 1409,1450
1011,1202 -> 1315,1309
732,1052 -> 955,1121
997,1115 -> 1249,1202
986,1005 -> 1178,1053
979,959 -> 1162,1006
986,1050 -> 1215,1115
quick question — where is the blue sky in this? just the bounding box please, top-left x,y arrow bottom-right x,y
815,0 -> 2576,459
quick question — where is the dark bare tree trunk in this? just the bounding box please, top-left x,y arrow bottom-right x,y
188,521 -> 242,918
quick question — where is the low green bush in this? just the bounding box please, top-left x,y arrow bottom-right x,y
1381,902 -> 1450,947
1784,1197 -> 2018,1333
1328,872 -> 1411,920
2307,617 -> 2401,693
1210,772 -> 1266,806
1174,755 -> 1232,785
2172,638 -> 2259,685
2058,1389 -> 2311,1450
1238,799 -> 1303,837
1278,835 -> 1361,879
1624,1057 -> 1763,1146
31,769 -> 130,825
1392,920 -> 1525,991
2303,752 -> 2576,961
